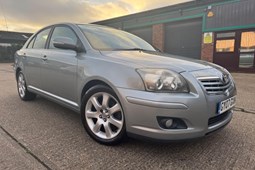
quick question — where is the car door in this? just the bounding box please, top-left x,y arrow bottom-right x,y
23,28 -> 51,89
41,26 -> 78,105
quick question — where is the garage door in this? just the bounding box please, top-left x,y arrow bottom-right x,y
165,18 -> 202,59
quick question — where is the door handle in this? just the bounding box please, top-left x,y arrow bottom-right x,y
42,55 -> 47,61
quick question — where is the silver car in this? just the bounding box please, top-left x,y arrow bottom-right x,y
14,23 -> 237,145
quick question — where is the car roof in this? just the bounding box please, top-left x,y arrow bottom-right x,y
42,22 -> 111,30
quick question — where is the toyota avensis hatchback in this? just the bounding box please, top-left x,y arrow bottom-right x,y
14,23 -> 237,145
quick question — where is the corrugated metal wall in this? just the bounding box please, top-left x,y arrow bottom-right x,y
206,0 -> 255,29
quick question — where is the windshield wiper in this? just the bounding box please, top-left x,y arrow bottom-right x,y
112,48 -> 149,51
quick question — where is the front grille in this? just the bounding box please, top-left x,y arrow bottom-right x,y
208,111 -> 230,126
198,77 -> 232,94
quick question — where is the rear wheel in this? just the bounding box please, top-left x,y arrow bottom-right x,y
81,85 -> 126,145
17,71 -> 36,101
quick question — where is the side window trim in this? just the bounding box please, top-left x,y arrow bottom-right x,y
42,27 -> 52,49
45,27 -> 54,49
26,35 -> 36,49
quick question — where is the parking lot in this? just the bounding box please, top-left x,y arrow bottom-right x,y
0,63 -> 254,170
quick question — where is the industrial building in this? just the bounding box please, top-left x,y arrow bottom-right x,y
95,0 -> 255,72
0,31 -> 32,62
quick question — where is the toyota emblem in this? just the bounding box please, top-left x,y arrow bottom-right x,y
222,74 -> 229,84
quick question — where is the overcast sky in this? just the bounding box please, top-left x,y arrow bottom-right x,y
0,0 -> 192,33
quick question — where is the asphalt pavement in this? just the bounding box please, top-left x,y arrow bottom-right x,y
0,63 -> 254,170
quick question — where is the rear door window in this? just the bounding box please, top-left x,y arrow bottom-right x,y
33,28 -> 51,49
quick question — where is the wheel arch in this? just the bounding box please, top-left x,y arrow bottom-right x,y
80,77 -> 126,107
15,67 -> 22,81
81,79 -> 111,101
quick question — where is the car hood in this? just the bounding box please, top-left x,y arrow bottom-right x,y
100,50 -> 214,73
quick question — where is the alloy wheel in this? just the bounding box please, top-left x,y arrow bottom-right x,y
85,92 -> 124,140
18,73 -> 26,98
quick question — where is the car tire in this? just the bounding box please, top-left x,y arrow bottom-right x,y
81,85 -> 126,145
17,71 -> 36,101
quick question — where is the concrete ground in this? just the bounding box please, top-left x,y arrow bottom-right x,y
0,63 -> 254,170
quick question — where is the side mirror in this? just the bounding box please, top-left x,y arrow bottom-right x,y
53,37 -> 78,51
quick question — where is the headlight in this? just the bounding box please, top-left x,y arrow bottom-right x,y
137,69 -> 189,93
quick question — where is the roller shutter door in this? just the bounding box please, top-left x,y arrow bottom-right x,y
165,18 -> 202,59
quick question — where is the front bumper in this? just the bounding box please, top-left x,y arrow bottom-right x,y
116,72 -> 236,141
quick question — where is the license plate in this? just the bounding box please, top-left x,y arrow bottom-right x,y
217,96 -> 236,114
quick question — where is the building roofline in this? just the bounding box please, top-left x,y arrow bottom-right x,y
0,30 -> 33,35
93,0 -> 236,24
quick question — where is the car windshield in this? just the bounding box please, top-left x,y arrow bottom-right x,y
78,24 -> 156,51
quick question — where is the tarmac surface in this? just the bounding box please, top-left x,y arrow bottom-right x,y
0,63 -> 254,170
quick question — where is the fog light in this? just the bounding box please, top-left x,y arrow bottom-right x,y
160,118 -> 173,129
165,119 -> 173,128
157,116 -> 188,129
